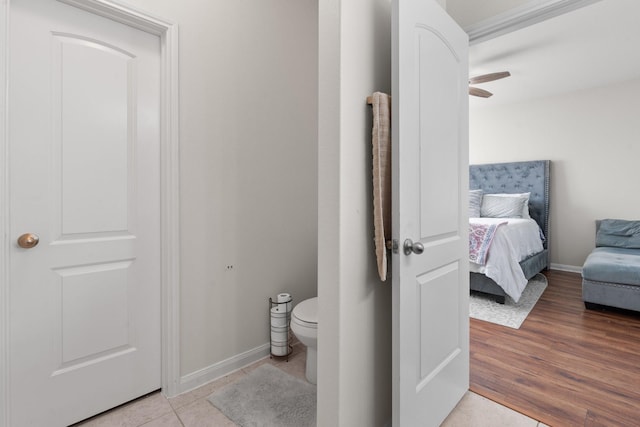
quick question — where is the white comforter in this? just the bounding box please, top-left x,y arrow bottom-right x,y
469,218 -> 544,302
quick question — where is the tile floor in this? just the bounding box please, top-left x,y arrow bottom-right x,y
75,343 -> 547,427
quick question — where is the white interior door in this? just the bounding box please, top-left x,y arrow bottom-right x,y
9,0 -> 161,425
391,0 -> 469,425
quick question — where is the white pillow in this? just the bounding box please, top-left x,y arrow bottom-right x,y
484,192 -> 531,219
481,194 -> 528,218
469,189 -> 483,218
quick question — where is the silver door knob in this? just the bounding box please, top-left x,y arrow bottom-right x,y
17,233 -> 39,249
403,238 -> 424,255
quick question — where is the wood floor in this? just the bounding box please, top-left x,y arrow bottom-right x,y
470,269 -> 640,427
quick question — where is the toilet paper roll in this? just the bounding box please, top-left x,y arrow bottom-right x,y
270,328 -> 288,343
271,326 -> 289,341
270,307 -> 288,327
271,341 -> 288,356
277,293 -> 290,302
277,293 -> 292,313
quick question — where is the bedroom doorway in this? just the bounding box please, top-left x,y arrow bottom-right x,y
466,0 -> 640,424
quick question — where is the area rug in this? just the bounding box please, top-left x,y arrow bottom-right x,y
469,273 -> 547,329
208,364 -> 316,427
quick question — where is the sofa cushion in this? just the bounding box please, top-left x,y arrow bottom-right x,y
596,219 -> 640,249
582,247 -> 640,286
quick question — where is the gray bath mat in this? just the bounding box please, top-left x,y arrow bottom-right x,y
208,364 -> 316,427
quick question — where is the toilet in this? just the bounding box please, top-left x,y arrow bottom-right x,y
290,297 -> 318,384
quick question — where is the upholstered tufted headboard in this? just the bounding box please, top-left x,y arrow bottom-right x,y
469,160 -> 550,249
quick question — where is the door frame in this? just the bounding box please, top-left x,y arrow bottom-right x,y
0,1 -> 181,425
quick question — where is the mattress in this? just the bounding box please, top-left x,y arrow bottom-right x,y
469,218 -> 544,302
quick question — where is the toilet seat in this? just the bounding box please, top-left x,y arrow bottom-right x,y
292,297 -> 317,328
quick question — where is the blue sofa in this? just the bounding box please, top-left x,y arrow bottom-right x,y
582,219 -> 640,312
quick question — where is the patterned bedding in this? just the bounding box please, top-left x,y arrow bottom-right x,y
469,222 -> 506,265
469,218 -> 544,302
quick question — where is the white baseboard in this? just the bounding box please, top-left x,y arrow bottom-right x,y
550,263 -> 582,274
174,342 -> 271,397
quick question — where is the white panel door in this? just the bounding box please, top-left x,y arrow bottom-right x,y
391,0 -> 469,425
9,0 -> 161,425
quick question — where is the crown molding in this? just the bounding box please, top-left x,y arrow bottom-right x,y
466,0 -> 602,45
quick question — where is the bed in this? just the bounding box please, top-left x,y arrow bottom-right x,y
469,160 -> 550,303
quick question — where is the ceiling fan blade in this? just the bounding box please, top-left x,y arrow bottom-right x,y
469,71 -> 511,85
469,87 -> 493,98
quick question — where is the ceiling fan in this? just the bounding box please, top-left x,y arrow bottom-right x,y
469,71 -> 511,98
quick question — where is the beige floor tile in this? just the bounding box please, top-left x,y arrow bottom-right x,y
442,392 -> 538,427
270,347 -> 308,382
239,344 -> 309,383
176,398 -> 238,427
139,411 -> 183,427
239,355 -> 273,374
168,369 -> 246,410
76,392 -> 174,427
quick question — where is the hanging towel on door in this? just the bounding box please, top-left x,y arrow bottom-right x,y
370,92 -> 392,281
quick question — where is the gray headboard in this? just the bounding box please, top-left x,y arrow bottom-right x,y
469,160 -> 550,249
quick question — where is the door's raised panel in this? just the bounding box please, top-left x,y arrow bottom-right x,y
49,235 -> 135,269
53,34 -> 135,236
417,263 -> 461,383
56,261 -> 133,364
416,27 -> 461,240
420,236 -> 463,271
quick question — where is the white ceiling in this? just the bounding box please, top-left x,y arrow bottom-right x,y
468,0 -> 640,108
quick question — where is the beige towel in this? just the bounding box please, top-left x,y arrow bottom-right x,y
371,92 -> 392,281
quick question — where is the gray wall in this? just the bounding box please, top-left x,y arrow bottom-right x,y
126,0 -> 318,380
470,78 -> 640,269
